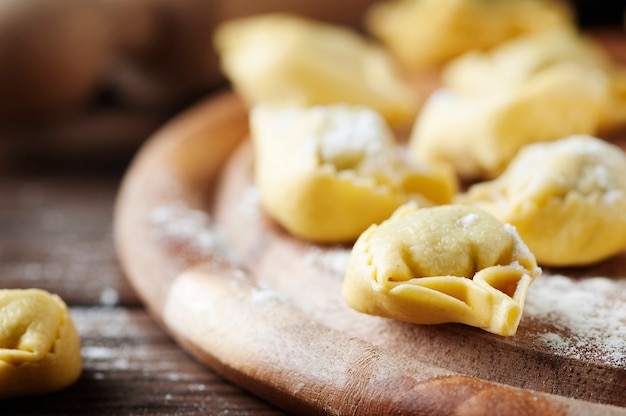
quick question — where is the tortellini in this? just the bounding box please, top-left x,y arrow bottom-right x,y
342,203 -> 541,336
251,104 -> 457,243
408,63 -> 608,179
442,28 -> 608,94
443,28 -> 626,133
460,135 -> 626,267
365,0 -> 572,70
0,289 -> 82,399
407,25 -> 626,180
214,13 -> 417,127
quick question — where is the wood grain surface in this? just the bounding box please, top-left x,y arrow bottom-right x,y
114,91 -> 626,415
0,168 -> 284,414
215,139 -> 626,407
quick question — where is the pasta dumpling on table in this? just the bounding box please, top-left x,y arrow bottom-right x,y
0,289 -> 82,399
250,104 -> 457,243
342,203 -> 541,336
460,135 -> 626,267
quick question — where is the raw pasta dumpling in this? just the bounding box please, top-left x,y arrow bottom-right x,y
443,28 -> 626,133
0,289 -> 82,399
214,13 -> 417,127
443,28 -> 608,94
365,0 -> 572,70
408,63 -> 608,179
342,203 -> 541,336
251,104 -> 457,243
460,135 -> 626,266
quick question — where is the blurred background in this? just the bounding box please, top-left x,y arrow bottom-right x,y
0,0 -> 624,172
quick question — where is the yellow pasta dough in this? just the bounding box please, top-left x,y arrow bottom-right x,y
214,13 -> 417,127
460,135 -> 626,267
365,0 -> 572,70
251,104 -> 457,243
342,203 -> 541,336
443,28 -> 608,94
443,28 -> 626,133
0,289 -> 82,399
408,63 -> 607,179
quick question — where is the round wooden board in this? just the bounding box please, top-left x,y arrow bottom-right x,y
114,91 -> 626,415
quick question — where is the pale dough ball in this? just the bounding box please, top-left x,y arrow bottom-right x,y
365,0 -> 572,70
214,13 -> 417,128
408,63 -> 608,180
460,135 -> 626,267
0,289 -> 82,399
342,203 -> 541,336
251,104 -> 457,243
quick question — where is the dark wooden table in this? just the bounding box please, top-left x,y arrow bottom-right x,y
0,148 -> 285,415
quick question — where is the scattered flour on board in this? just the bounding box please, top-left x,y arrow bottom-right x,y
144,177 -> 626,367
302,246 -> 351,278
237,185 -> 262,220
149,201 -> 241,264
150,202 -> 218,255
226,270 -> 291,307
524,274 -> 626,366
249,280 -> 291,306
235,183 -> 352,278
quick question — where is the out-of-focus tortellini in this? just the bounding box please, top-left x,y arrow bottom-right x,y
365,0 -> 573,70
460,135 -> 626,267
214,13 -> 417,127
443,28 -> 626,133
607,70 -> 626,133
342,203 -> 541,336
443,28 -> 607,93
408,63 -> 608,180
0,289 -> 82,399
251,104 -> 457,243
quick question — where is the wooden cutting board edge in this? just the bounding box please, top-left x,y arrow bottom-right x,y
113,91 -> 626,415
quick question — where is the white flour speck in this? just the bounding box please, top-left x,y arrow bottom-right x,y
457,213 -> 478,228
238,185 -> 262,220
99,287 -> 119,306
167,373 -> 181,381
189,384 -> 206,392
82,346 -> 115,360
113,358 -> 130,370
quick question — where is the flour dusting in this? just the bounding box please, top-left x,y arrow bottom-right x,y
150,202 -> 221,256
238,185 -> 262,220
99,287 -> 119,306
524,274 -> 626,366
250,280 -> 291,306
303,246 -> 351,278
457,213 -> 478,228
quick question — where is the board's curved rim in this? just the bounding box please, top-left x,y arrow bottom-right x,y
113,90 -> 626,415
